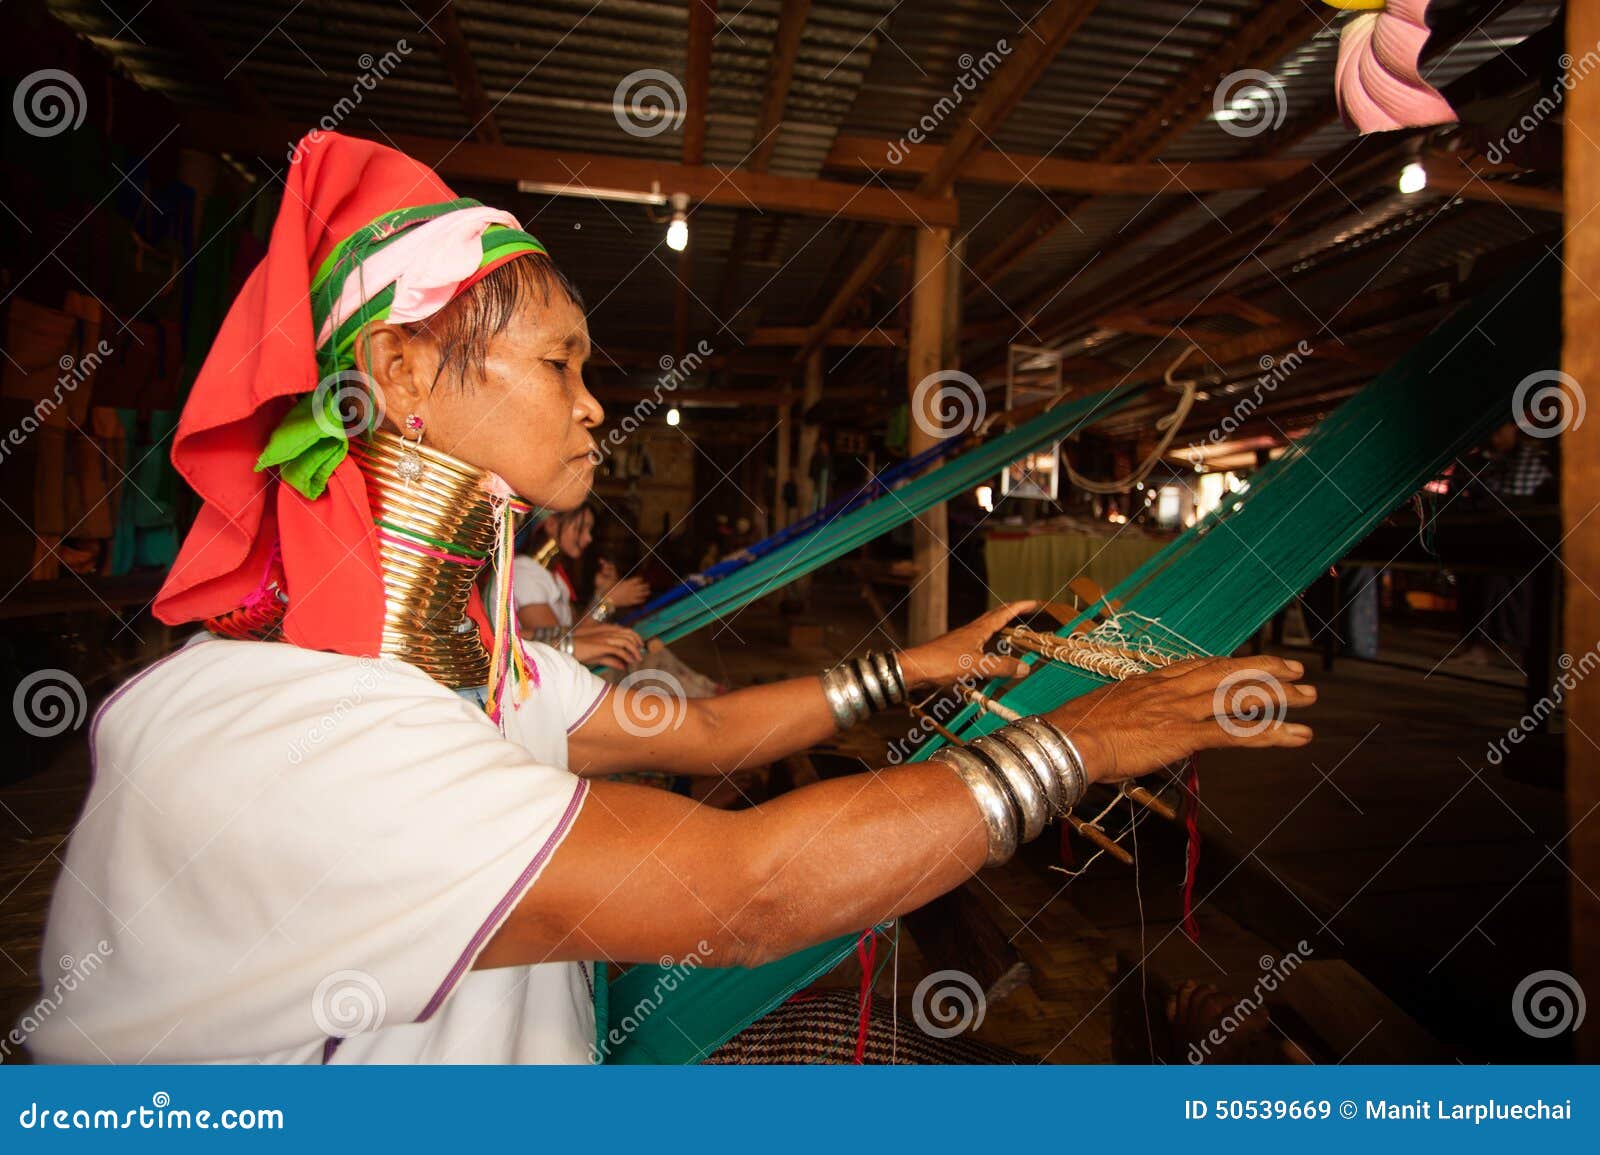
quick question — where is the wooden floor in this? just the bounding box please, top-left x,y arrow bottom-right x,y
0,587 -> 1573,1063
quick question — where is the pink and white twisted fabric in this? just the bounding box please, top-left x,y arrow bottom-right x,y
1332,0 -> 1457,134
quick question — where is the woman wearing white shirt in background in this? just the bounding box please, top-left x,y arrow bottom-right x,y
512,503 -> 650,671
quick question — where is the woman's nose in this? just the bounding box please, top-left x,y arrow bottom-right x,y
575,382 -> 603,429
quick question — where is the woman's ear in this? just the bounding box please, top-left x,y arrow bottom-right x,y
355,323 -> 432,432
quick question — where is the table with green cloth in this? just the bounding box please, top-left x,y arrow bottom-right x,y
983,526 -> 1170,608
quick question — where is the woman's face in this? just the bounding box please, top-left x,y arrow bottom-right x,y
558,509 -> 594,558
362,288 -> 604,510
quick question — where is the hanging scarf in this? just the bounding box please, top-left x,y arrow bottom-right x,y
1326,0 -> 1457,134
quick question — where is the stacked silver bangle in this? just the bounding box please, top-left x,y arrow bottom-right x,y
526,625 -> 578,657
932,716 -> 1090,866
820,651 -> 907,730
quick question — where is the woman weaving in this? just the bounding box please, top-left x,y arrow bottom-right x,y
31,134 -> 1314,1064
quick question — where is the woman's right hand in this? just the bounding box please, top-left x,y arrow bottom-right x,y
1042,655 -> 1315,785
572,625 -> 645,671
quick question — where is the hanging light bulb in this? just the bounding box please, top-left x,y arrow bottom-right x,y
665,192 -> 690,251
1398,161 -> 1427,195
666,406 -> 681,427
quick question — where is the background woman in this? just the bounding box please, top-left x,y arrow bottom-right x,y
514,504 -> 649,670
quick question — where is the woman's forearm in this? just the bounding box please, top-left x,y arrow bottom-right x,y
570,675 -> 859,777
478,760 -> 987,970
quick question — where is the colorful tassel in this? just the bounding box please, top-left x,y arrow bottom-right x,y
484,476 -> 541,726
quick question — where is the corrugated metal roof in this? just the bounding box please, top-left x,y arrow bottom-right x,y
41,0 -> 1566,417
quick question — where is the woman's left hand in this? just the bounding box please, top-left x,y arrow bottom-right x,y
894,600 -> 1039,691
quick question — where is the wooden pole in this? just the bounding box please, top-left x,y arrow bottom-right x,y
797,351 -> 823,518
774,403 -> 792,531
1562,0 -> 1600,1063
908,227 -> 952,643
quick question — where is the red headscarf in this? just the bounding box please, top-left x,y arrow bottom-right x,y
155,132 -> 498,655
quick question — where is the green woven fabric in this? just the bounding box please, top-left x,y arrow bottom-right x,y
631,380 -> 1153,643
913,260 -> 1561,753
603,260 -> 1558,1065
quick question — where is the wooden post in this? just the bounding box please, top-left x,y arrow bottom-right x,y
797,351 -> 823,517
774,403 -> 792,531
1563,0 -> 1600,1063
908,227 -> 952,643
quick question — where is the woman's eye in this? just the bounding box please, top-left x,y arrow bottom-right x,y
545,359 -> 569,373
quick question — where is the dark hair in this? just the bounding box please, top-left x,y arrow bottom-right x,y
403,253 -> 585,391
544,502 -> 596,539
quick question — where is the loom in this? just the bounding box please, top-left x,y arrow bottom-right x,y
625,378 -> 1154,644
599,261 -> 1558,1063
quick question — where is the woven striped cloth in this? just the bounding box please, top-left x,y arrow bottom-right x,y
706,990 -> 1025,1065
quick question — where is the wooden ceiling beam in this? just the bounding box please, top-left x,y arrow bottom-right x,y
825,137 -> 1310,192
966,0 -> 1330,299
718,0 -> 814,328
796,0 -> 1102,364
433,1 -> 502,144
177,111 -> 957,228
1007,6 -> 1557,357
147,0 -> 275,116
675,0 -> 718,361
750,325 -> 902,347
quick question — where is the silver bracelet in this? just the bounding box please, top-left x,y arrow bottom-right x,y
969,730 -> 1051,841
934,746 -> 1019,866
933,715 -> 1095,868
984,723 -> 1068,815
819,651 -> 907,730
1011,717 -> 1089,810
590,598 -> 616,624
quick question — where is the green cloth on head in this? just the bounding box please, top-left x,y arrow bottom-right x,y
255,392 -> 349,500
254,199 -> 547,499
